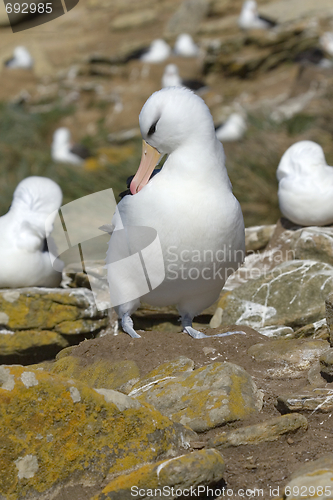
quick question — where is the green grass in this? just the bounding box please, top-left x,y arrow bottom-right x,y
0,102 -> 142,216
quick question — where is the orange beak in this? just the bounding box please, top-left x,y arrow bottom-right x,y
130,140 -> 162,195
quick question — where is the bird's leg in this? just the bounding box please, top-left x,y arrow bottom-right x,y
121,313 -> 141,338
182,314 -> 246,339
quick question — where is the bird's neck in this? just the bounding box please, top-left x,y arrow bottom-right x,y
165,136 -> 231,188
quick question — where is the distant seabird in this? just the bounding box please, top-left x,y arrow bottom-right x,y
320,32 -> 333,57
161,64 -> 206,92
174,34 -> 200,57
277,140 -> 333,226
107,87 -> 245,339
140,39 -> 171,64
5,46 -> 33,69
215,113 -> 247,142
238,0 -> 277,30
0,176 -> 63,288
51,128 -> 91,166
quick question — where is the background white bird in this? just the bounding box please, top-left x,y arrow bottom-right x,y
140,39 -> 171,64
5,46 -> 33,69
0,176 -> 63,288
107,87 -> 245,339
215,113 -> 247,142
174,34 -> 200,57
51,127 -> 90,166
320,32 -> 333,57
161,64 -> 207,92
238,0 -> 277,30
277,140 -> 333,226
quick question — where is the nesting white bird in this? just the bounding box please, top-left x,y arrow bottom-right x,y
5,46 -> 33,69
0,177 -> 63,288
140,39 -> 171,64
238,0 -> 276,30
320,32 -> 333,57
174,34 -> 200,57
215,113 -> 247,142
161,64 -> 206,92
277,141 -> 333,226
107,87 -> 245,339
51,128 -> 90,166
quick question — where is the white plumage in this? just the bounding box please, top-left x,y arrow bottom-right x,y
320,32 -> 333,57
215,113 -> 247,142
161,64 -> 183,88
140,39 -> 171,64
174,34 -> 200,57
107,87 -> 245,338
238,0 -> 276,30
51,128 -> 84,166
277,141 -> 333,226
5,46 -> 33,69
0,176 -> 63,288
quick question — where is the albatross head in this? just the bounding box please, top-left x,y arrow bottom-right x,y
130,87 -> 216,194
12,176 -> 63,235
277,140 -> 327,180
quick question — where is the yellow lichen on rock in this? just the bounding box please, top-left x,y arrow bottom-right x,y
49,356 -> 140,390
0,365 -> 190,499
0,330 -> 68,356
95,449 -> 226,499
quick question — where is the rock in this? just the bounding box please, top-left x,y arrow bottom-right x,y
319,349 -> 333,380
95,449 -> 225,500
111,10 -> 157,31
259,0 -> 333,24
204,22 -> 318,77
48,355 -> 140,390
208,413 -> 308,448
127,356 -> 194,396
216,261 -> 333,330
281,454 -> 333,500
0,365 -> 196,499
248,339 -> 329,379
245,224 -> 276,253
165,0 -> 209,38
256,325 -> 294,338
0,288 -> 108,363
307,361 -> 327,387
292,227 -> 333,266
276,388 -> 333,413
131,362 -> 263,432
293,319 -> 328,340
0,287 -> 107,332
325,293 -> 333,346
0,329 -> 68,365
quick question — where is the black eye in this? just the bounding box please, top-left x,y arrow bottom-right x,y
147,120 -> 158,136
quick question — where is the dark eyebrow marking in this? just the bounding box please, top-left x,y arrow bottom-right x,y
147,119 -> 159,136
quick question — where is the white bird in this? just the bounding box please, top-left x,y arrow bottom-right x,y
215,113 -> 247,142
174,34 -> 200,57
0,177 -> 63,288
140,39 -> 171,64
238,0 -> 276,30
277,141 -> 333,226
320,32 -> 333,57
51,128 -> 90,166
107,87 -> 245,339
161,64 -> 206,92
5,46 -> 33,69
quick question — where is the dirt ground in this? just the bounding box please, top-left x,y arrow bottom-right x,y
67,326 -> 333,497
